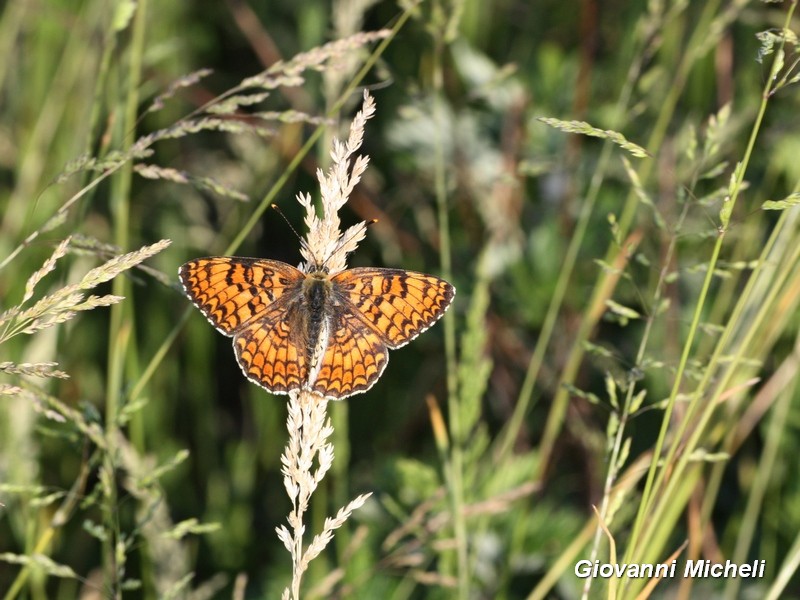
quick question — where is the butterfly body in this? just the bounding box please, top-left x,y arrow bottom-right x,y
302,270 -> 333,344
180,256 -> 455,400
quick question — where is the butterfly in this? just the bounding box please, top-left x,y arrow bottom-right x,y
179,256 -> 455,400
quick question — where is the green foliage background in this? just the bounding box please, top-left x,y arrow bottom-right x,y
2,0 -> 800,598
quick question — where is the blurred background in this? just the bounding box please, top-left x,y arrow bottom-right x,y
1,0 -> 800,598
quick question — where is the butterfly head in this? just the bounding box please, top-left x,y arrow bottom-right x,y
300,220 -> 374,277
305,265 -> 330,279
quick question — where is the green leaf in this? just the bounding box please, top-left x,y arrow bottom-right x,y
630,389 -> 647,413
606,412 -> 620,438
112,0 -> 136,31
0,553 -> 78,579
605,299 -> 641,321
605,373 -> 618,410
582,340 -> 615,359
616,437 -> 632,470
562,383 -> 601,405
687,449 -> 730,463
762,193 -> 800,210
162,518 -> 222,540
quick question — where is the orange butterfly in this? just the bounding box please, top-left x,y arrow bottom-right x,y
179,257 -> 455,399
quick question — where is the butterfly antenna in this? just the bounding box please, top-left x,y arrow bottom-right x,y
271,204 -> 309,249
337,218 -> 378,251
321,218 -> 379,270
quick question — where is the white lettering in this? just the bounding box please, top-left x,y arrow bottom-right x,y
572,559 -> 755,580
685,560 -> 706,577
575,560 -> 593,578
724,560 -> 738,577
680,559 -> 768,578
636,564 -> 652,578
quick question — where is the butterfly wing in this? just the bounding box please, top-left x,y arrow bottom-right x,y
310,309 -> 389,399
181,260 -> 455,399
331,267 -> 455,348
180,256 -> 308,396
310,267 -> 454,399
233,307 -> 308,395
179,257 -> 303,335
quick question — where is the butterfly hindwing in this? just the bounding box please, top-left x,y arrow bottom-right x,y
311,309 -> 388,399
233,308 -> 308,395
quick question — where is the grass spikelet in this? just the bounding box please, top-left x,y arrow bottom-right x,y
299,91 -> 375,275
276,91 -> 377,599
244,31 -> 391,89
134,165 -> 250,202
0,362 -> 69,379
277,392 -> 335,596
146,68 -> 214,113
1,240 -> 170,343
0,553 -> 78,580
205,91 -> 273,115
78,239 -> 171,288
253,110 -> 334,126
22,237 -> 71,304
538,117 -> 650,158
149,117 -> 275,141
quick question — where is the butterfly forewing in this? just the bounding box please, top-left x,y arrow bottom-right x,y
180,257 -> 309,396
179,257 -> 303,334
330,267 -> 455,348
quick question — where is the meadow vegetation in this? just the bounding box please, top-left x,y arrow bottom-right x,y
1,0 -> 800,598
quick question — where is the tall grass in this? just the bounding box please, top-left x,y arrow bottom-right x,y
2,0 -> 800,598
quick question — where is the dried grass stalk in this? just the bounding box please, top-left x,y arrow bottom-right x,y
277,91 -> 376,599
